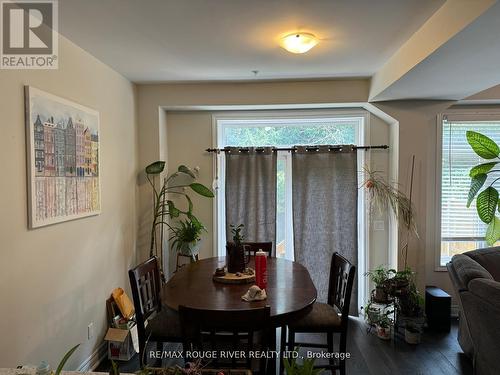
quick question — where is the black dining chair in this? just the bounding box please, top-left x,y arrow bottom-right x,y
242,241 -> 273,257
281,252 -> 356,375
179,305 -> 271,373
129,257 -> 183,366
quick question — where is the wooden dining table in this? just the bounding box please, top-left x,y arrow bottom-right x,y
162,256 -> 317,371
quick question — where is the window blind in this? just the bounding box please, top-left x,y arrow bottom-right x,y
441,120 -> 500,240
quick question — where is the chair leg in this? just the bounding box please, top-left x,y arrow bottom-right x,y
280,326 -> 287,374
156,341 -> 163,367
339,331 -> 347,375
327,332 -> 335,370
288,328 -> 295,352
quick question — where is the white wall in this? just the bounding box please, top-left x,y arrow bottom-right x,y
0,36 -> 137,369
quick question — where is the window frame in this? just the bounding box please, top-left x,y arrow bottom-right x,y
211,109 -> 370,310
435,111 -> 500,271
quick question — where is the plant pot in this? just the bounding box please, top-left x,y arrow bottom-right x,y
404,328 -> 421,344
376,325 -> 391,340
178,240 -> 201,258
226,242 -> 247,273
374,286 -> 388,302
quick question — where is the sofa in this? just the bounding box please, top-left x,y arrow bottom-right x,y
447,247 -> 500,375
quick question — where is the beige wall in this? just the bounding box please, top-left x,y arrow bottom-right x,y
0,36 -> 137,368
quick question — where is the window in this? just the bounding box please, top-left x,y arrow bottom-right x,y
439,118 -> 500,266
214,113 -> 365,261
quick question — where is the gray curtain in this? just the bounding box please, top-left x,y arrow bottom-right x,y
225,147 -> 277,254
292,145 -> 358,315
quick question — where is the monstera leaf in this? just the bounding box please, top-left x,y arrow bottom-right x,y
476,187 -> 499,224
467,131 -> 500,159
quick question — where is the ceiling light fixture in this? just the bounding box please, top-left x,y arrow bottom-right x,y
281,32 -> 318,54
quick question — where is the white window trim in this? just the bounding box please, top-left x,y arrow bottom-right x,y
434,110 -> 500,271
211,109 -> 370,310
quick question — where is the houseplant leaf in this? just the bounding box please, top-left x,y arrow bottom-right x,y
476,186 -> 499,223
189,183 -> 214,197
486,216 -> 500,245
145,161 -> 165,175
166,200 -> 180,218
467,173 -> 487,207
55,344 -> 80,375
469,162 -> 497,177
466,131 -> 500,159
178,164 -> 196,178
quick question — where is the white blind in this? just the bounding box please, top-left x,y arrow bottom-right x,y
441,120 -> 500,240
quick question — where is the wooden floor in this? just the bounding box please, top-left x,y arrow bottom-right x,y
97,317 -> 473,375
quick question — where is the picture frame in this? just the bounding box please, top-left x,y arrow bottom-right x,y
25,86 -> 101,228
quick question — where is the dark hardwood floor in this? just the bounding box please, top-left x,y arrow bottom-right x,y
97,317 -> 472,375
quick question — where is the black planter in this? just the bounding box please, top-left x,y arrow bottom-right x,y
226,242 -> 246,273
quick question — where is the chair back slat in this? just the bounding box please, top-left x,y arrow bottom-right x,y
129,257 -> 162,327
328,252 -> 356,322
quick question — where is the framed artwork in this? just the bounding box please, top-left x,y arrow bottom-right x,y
25,86 -> 101,228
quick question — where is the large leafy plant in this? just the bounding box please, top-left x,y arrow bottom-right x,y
466,131 -> 500,245
146,162 -> 214,280
283,351 -> 323,375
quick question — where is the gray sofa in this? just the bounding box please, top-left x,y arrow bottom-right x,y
447,247 -> 500,375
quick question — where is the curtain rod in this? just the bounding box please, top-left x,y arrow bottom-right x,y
206,145 -> 389,153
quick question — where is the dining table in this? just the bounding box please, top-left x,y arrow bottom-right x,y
161,256 -> 318,371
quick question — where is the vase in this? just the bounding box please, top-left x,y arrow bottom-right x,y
376,325 -> 391,340
404,328 -> 421,344
226,242 -> 249,273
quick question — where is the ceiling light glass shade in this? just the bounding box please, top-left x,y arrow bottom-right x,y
281,33 -> 318,54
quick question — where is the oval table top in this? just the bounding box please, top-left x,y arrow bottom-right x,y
162,256 -> 317,325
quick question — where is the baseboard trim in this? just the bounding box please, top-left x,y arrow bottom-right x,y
77,342 -> 107,372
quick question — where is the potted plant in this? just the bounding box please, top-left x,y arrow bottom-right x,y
465,131 -> 500,245
375,313 -> 392,340
365,266 -> 394,302
170,218 -> 206,260
404,321 -> 422,345
226,224 -> 248,273
145,162 -> 214,281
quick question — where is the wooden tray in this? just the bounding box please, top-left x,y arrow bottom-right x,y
213,271 -> 255,284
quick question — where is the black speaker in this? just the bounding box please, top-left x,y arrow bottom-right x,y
425,286 -> 451,332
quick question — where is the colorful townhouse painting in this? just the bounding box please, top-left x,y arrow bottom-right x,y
25,86 -> 101,228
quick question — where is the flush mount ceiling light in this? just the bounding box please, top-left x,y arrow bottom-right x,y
281,32 -> 319,54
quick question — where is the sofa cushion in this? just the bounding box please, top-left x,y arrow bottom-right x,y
468,278 -> 500,306
464,247 -> 500,281
450,254 -> 493,290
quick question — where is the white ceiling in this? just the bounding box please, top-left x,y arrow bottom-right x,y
59,0 -> 444,83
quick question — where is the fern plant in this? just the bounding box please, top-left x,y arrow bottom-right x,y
466,131 -> 500,245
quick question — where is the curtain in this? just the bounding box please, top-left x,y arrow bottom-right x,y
292,145 -> 358,314
225,147 -> 277,254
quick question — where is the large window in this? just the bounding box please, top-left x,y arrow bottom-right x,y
440,118 -> 500,266
215,113 -> 364,261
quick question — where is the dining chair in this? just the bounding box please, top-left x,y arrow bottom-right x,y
129,257 -> 183,366
281,252 -> 356,375
179,305 -> 271,373
242,241 -> 273,257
